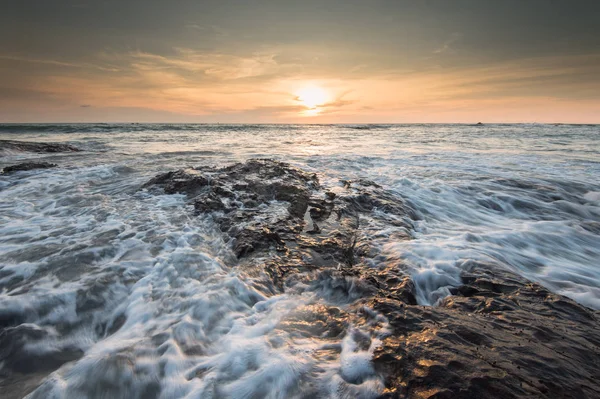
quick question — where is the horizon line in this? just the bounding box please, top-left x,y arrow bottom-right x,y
0,122 -> 598,126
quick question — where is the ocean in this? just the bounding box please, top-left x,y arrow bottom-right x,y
1,123 -> 599,398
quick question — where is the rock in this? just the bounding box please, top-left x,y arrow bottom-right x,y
0,140 -> 80,154
143,169 -> 209,195
370,266 -> 600,399
144,159 -> 414,270
144,159 -> 600,398
2,162 -> 57,174
0,324 -> 84,399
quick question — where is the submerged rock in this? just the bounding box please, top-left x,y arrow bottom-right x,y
2,162 -> 57,174
145,159 -> 600,398
0,140 -> 80,154
0,324 -> 84,399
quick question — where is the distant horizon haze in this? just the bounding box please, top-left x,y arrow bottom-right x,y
0,122 -> 598,126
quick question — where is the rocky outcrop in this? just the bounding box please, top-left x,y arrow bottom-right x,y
145,159 -> 600,399
0,140 -> 80,154
144,159 -> 415,273
2,162 -> 57,174
370,265 -> 600,398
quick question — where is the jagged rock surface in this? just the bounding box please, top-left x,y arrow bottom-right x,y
145,159 -> 600,399
144,159 -> 415,272
369,265 -> 600,398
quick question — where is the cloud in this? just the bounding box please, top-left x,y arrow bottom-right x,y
0,55 -> 120,72
1,43 -> 598,123
120,49 -> 287,81
431,54 -> 600,101
433,33 -> 463,55
317,92 -> 356,112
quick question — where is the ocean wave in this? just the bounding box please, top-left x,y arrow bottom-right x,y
0,124 -> 599,397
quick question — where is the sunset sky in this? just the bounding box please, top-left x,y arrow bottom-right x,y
1,0 -> 599,123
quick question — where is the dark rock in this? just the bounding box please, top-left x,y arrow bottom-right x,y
0,140 -> 80,154
144,159 -> 600,398
277,304 -> 348,339
370,267 -> 600,399
144,159 -> 412,270
0,324 -> 84,399
2,162 -> 57,174
143,169 -> 209,195
193,192 -> 230,214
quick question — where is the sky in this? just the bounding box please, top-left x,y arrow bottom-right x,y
1,0 -> 599,123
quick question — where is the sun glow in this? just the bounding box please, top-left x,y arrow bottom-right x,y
296,86 -> 328,110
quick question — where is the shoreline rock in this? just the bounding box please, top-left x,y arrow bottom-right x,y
144,158 -> 416,275
2,162 -> 57,174
145,159 -> 600,398
371,265 -> 600,398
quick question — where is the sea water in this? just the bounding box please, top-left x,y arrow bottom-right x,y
1,123 -> 598,398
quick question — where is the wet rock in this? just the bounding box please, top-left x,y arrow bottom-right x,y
0,324 -> 84,399
143,169 -> 209,195
145,159 -> 600,398
277,304 -> 348,339
0,140 -> 80,154
28,351 -> 161,399
370,267 -> 600,399
145,159 -> 413,269
2,162 -> 57,174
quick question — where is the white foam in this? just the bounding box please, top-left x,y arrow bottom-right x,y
378,170 -> 600,308
0,163 -> 385,398
0,124 -> 597,398
584,191 -> 600,203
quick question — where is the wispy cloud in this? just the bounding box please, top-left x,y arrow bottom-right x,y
1,46 -> 598,122
0,55 -> 120,72
120,49 -> 287,80
433,33 -> 463,55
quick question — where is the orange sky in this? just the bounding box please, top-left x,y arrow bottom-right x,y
1,1 -> 599,123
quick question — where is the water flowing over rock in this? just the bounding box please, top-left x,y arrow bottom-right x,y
144,159 -> 600,398
371,266 -> 600,398
144,159 -> 416,270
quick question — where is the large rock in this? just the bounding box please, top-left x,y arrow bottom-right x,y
144,159 -> 415,267
145,159 -> 600,398
369,265 -> 600,398
2,162 -> 57,174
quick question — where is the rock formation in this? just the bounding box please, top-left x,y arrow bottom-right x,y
2,162 -> 57,174
145,159 -> 600,398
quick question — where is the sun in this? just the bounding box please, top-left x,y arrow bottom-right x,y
296,86 -> 328,109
